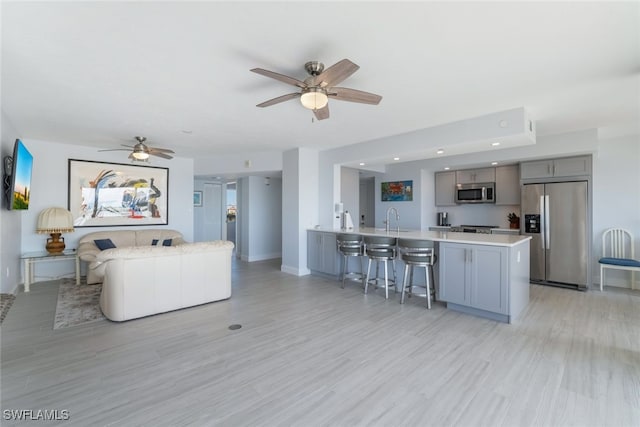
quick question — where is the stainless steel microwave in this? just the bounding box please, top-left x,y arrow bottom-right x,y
455,182 -> 496,204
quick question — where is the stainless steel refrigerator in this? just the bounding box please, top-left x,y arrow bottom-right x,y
521,181 -> 589,290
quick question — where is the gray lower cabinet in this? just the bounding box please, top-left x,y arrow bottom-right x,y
307,231 -> 339,277
439,242 -> 512,320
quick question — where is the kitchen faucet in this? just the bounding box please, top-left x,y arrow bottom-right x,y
385,207 -> 400,233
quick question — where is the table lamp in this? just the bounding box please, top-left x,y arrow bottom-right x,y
36,207 -> 74,254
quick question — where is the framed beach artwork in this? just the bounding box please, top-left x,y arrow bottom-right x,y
381,180 -> 413,202
193,191 -> 203,207
68,159 -> 169,227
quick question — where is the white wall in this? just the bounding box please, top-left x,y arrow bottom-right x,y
0,111 -> 23,293
13,138 -> 194,283
340,166 -> 359,225
282,148 -> 318,275
592,134 -> 640,288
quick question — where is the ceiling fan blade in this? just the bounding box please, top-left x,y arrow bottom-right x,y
98,148 -> 132,152
313,105 -> 330,121
313,59 -> 359,87
128,153 -> 134,160
121,144 -> 135,148
250,68 -> 307,88
328,87 -> 382,105
150,152 -> 173,160
256,93 -> 301,108
148,147 -> 175,153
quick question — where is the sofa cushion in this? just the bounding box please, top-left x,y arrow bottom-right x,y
95,239 -> 117,250
151,239 -> 159,246
162,238 -> 172,246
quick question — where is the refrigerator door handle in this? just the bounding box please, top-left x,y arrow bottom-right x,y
545,195 -> 551,249
540,195 -> 546,250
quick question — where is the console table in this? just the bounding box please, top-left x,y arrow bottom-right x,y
20,250 -> 80,292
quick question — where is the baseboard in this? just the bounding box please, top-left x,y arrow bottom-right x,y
244,252 -> 281,262
281,265 -> 311,276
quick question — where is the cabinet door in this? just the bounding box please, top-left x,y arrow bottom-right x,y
472,168 -> 496,183
520,160 -> 553,179
495,165 -> 520,205
553,156 -> 591,177
321,232 -> 339,275
470,246 -> 508,314
307,231 -> 322,271
439,243 -> 469,305
435,171 -> 456,206
455,170 -> 474,184
456,168 -> 496,184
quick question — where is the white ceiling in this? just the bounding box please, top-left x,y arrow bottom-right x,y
2,1 -> 638,168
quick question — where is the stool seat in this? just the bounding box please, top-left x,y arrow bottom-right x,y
364,236 -> 397,299
398,239 -> 437,309
336,233 -> 365,289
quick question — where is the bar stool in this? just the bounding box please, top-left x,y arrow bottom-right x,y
398,239 -> 437,309
336,233 -> 366,289
364,236 -> 398,299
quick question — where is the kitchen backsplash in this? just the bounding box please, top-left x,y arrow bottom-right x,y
433,204 -> 520,228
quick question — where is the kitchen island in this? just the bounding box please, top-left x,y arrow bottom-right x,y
308,227 -> 531,324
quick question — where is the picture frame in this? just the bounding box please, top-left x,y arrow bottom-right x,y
68,159 -> 169,227
193,190 -> 203,207
381,180 -> 413,202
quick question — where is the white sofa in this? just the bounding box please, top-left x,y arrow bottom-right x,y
78,229 -> 187,284
98,241 -> 234,321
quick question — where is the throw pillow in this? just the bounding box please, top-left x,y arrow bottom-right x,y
162,239 -> 172,246
151,239 -> 159,246
94,239 -> 116,251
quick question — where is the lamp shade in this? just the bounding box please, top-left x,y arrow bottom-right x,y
36,207 -> 74,234
300,89 -> 328,110
132,151 -> 149,160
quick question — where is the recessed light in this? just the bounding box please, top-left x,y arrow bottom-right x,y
436,149 -> 444,154
182,130 -> 193,134
491,162 -> 498,166
359,162 -> 365,166
393,157 -> 400,161
444,167 -> 450,170
491,142 -> 500,146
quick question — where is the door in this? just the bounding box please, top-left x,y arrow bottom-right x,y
439,243 -> 469,305
203,183 -> 224,241
545,181 -> 588,286
521,184 -> 545,282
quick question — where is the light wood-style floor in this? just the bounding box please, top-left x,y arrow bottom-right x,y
2,259 -> 639,426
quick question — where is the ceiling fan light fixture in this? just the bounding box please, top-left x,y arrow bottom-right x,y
132,151 -> 149,160
300,89 -> 328,110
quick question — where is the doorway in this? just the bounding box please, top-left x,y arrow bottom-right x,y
226,182 -> 237,245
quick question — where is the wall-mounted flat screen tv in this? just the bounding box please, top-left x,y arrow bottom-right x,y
6,139 -> 34,210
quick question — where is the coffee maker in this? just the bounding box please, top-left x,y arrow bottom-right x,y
437,212 -> 449,226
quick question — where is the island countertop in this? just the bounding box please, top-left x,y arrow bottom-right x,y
309,226 -> 531,247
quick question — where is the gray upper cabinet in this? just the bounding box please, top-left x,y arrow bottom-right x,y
435,171 -> 456,206
520,155 -> 591,180
455,167 -> 496,184
495,165 -> 520,205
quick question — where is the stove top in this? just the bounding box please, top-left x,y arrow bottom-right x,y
450,225 -> 498,234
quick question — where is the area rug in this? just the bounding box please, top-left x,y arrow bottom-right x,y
1,293 -> 16,324
53,279 -> 105,329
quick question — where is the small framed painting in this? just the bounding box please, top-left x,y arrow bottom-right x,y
193,191 -> 203,207
381,180 -> 413,202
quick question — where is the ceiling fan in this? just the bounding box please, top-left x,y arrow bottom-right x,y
99,136 -> 175,161
250,59 -> 382,120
